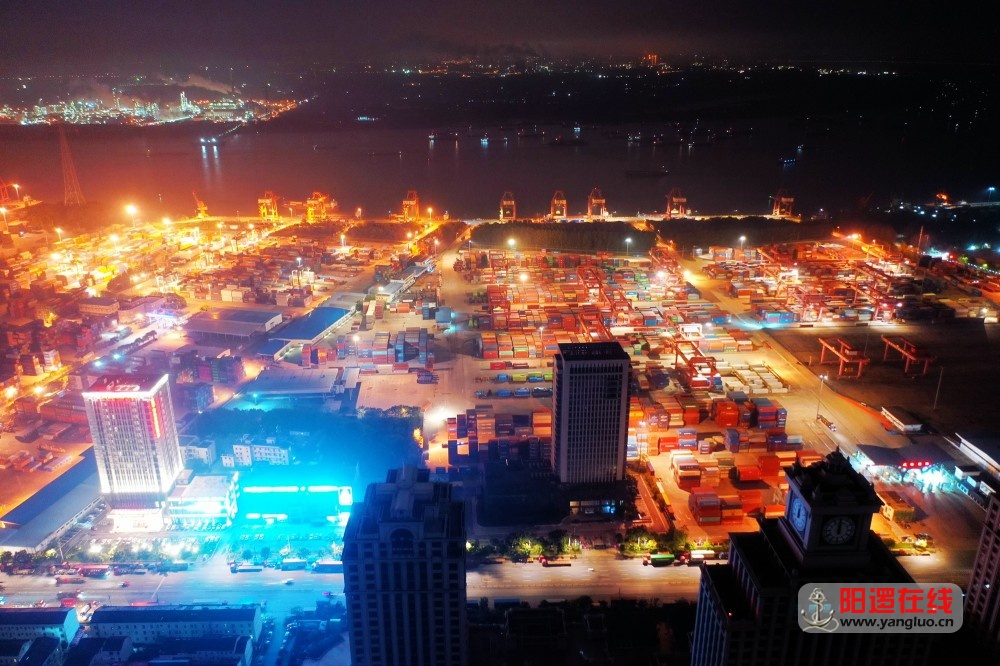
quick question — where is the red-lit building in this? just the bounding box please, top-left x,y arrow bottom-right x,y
82,374 -> 183,530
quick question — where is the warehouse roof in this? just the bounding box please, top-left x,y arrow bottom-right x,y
0,450 -> 101,553
186,309 -> 282,338
271,307 -> 351,345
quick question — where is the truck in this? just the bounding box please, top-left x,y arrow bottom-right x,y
644,553 -> 675,567
55,576 -> 85,585
230,564 -> 263,574
280,558 -> 308,571
311,560 -> 344,574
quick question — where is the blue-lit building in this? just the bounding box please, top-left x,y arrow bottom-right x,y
236,466 -> 357,526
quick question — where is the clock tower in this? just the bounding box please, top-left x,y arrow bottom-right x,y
779,448 -> 883,568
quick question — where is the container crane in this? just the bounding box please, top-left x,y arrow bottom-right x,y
499,192 -> 516,221
550,191 -> 567,219
587,187 -> 607,219
192,191 -> 208,219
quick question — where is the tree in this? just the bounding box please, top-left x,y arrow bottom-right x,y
242,549 -> 253,562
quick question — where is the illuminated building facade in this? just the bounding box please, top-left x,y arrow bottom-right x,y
691,450 -> 931,665
343,467 -> 467,666
966,484 -> 1000,656
166,474 -> 238,528
551,342 -> 630,484
83,375 -> 183,529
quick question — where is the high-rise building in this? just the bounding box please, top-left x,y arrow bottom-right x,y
343,467 -> 467,666
83,374 -> 183,529
691,449 -> 932,665
551,342 -> 630,484
966,483 -> 1000,655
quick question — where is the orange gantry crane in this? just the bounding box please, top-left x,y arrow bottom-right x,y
817,337 -> 870,379
880,336 -> 935,376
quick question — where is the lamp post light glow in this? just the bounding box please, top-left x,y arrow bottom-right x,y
989,187 -> 996,202
816,374 -> 828,419
0,207 -> 6,230
739,235 -> 746,250
625,237 -> 632,257
341,233 -> 346,249
125,204 -> 138,227
508,238 -> 516,251
55,227 -> 63,241
12,184 -> 19,200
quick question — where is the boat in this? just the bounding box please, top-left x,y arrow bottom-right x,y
517,127 -> 545,138
428,131 -> 459,141
780,157 -> 798,165
625,167 -> 669,178
368,150 -> 403,157
548,135 -> 588,147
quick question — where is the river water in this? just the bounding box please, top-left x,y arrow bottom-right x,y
1,111 -> 993,223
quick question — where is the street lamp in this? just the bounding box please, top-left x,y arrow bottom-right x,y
989,187 -> 996,203
427,207 -> 433,219
110,234 -> 120,253
434,238 -> 439,254
125,204 -> 138,227
508,238 -> 516,251
625,237 -> 632,257
341,233 -> 346,249
0,207 -> 6,230
55,227 -> 63,241
12,184 -> 19,200
739,235 -> 746,250
816,374 -> 828,419
355,207 -> 363,220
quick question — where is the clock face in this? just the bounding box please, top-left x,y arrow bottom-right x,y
822,516 -> 856,545
789,496 -> 808,533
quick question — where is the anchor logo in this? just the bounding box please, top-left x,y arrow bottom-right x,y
801,587 -> 840,633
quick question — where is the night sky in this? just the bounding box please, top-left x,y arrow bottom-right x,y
2,0 -> 997,71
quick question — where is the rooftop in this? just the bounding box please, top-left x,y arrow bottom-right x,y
0,608 -> 75,625
169,475 -> 234,500
243,365 -> 342,396
271,307 -> 351,344
84,373 -> 168,394
346,467 -> 464,543
557,341 -> 630,362
186,308 -> 282,338
90,604 -> 259,624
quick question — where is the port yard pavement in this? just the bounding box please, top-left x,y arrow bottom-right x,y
767,319 -> 1000,434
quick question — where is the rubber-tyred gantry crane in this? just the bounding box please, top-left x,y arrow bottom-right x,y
817,337 -> 870,378
880,336 -> 935,376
